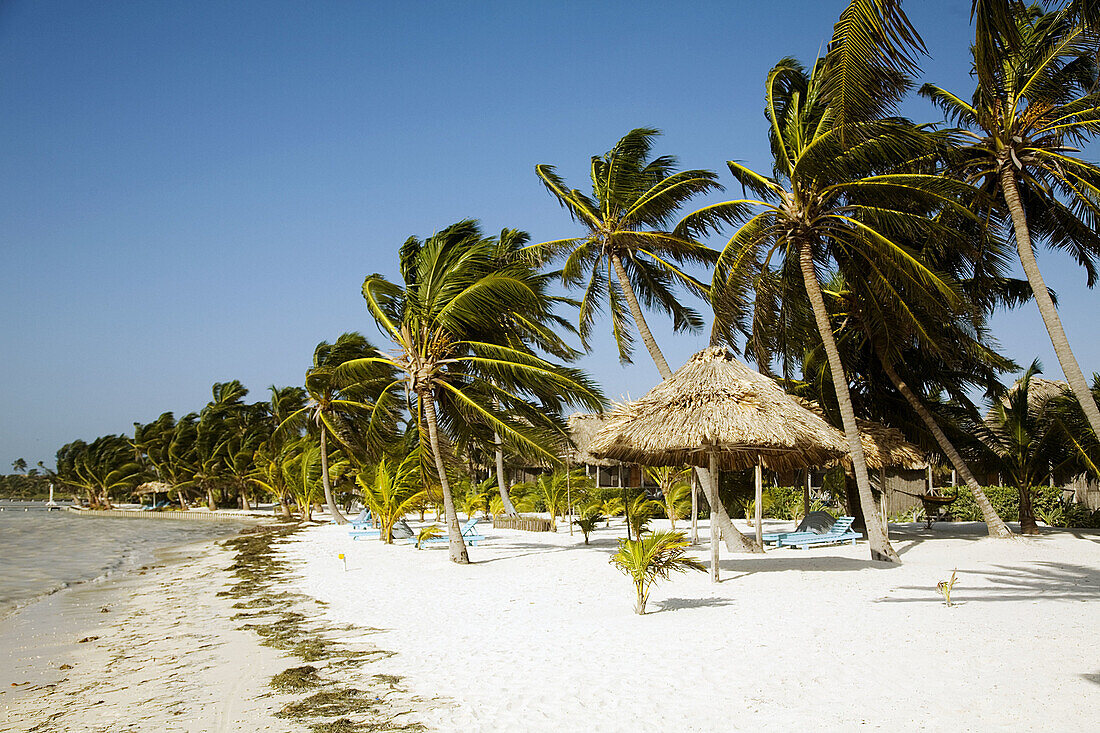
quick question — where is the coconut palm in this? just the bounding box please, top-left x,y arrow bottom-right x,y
922,2 -> 1100,442
815,269 -> 1017,538
609,530 -> 706,614
692,49 -> 979,562
55,435 -> 140,508
280,334 -> 397,525
974,361 -> 1065,533
342,220 -> 605,563
530,127 -> 722,374
532,129 -> 765,552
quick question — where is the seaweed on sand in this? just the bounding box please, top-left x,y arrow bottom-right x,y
221,523 -> 426,731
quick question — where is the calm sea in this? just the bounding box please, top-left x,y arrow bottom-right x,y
0,502 -> 248,616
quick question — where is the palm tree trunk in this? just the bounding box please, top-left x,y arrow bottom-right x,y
610,253 -> 673,377
800,246 -> 899,563
494,433 -> 518,516
319,427 -> 348,524
610,251 -> 761,553
1001,168 -> 1100,440
874,346 -> 1012,538
1017,485 -> 1039,534
422,393 -> 470,563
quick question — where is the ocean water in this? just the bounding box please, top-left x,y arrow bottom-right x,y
0,503 -> 247,616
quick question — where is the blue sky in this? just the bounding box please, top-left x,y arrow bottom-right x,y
1,0 -> 1097,470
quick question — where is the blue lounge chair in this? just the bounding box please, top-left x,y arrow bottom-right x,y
776,516 -> 861,549
348,509 -> 372,529
349,518 -> 413,542
763,512 -> 847,545
419,516 -> 485,547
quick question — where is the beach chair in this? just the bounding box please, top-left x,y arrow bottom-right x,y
348,508 -> 372,529
419,516 -> 485,546
763,511 -> 845,545
776,516 -> 861,549
349,518 -> 413,542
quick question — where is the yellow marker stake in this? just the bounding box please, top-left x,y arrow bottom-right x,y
338,553 -> 346,572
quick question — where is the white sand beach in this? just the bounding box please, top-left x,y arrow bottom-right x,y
285,518 -> 1100,732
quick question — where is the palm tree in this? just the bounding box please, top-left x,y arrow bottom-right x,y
342,220 -> 605,563
693,53 -> 974,562
254,386 -> 307,518
820,271 -> 1017,538
922,2 -> 1100,441
644,466 -> 692,530
531,129 -> 761,553
609,530 -> 705,614
282,334 -> 396,525
55,435 -> 140,508
975,361 -> 1065,533
530,127 -> 722,374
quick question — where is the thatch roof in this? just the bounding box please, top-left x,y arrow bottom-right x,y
567,413 -> 622,467
794,398 -> 927,471
586,347 -> 848,472
850,419 -> 927,471
135,481 -> 172,495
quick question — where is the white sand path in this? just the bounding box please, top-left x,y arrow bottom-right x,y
285,518 -> 1100,732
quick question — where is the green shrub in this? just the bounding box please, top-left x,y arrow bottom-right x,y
949,485 -> 1063,522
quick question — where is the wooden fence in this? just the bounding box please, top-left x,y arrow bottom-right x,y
67,507 -> 263,523
492,515 -> 555,532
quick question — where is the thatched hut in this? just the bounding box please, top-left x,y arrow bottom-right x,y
587,347 -> 849,579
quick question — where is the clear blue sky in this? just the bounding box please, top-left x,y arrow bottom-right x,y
1,0 -> 1097,470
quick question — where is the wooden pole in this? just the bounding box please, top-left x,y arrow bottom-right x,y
803,469 -> 811,520
754,461 -> 763,547
690,472 -> 699,545
709,451 -> 719,583
879,466 -> 888,536
566,455 -> 573,536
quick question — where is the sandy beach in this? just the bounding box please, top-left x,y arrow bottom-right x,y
284,517 -> 1100,732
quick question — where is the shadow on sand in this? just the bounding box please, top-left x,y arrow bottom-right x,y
875,561 -> 1100,604
653,596 -> 735,612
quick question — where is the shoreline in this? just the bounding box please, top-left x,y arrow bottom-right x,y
0,512 -> 256,622
1,520 -> 429,733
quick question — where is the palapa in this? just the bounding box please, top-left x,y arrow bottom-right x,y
567,413 -> 623,468
588,347 -> 849,580
587,347 -> 848,472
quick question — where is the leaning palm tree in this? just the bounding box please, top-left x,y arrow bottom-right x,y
280,334 -> 396,524
531,129 -> 760,553
922,2 -> 1100,440
691,55 -> 974,563
342,220 -> 605,563
529,127 -> 721,375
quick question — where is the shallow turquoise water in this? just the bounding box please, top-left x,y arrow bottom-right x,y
0,503 -> 245,615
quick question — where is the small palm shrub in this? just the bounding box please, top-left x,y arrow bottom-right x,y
415,525 -> 443,549
625,494 -> 661,538
609,531 -> 706,614
599,497 -> 624,525
574,506 -> 604,544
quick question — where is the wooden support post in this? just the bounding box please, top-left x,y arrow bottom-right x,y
690,472 -> 699,545
754,461 -> 763,547
803,469 -> 811,520
709,451 -> 720,583
879,466 -> 888,537
566,455 -> 573,537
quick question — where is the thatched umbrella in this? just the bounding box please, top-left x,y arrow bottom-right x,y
587,347 -> 848,581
